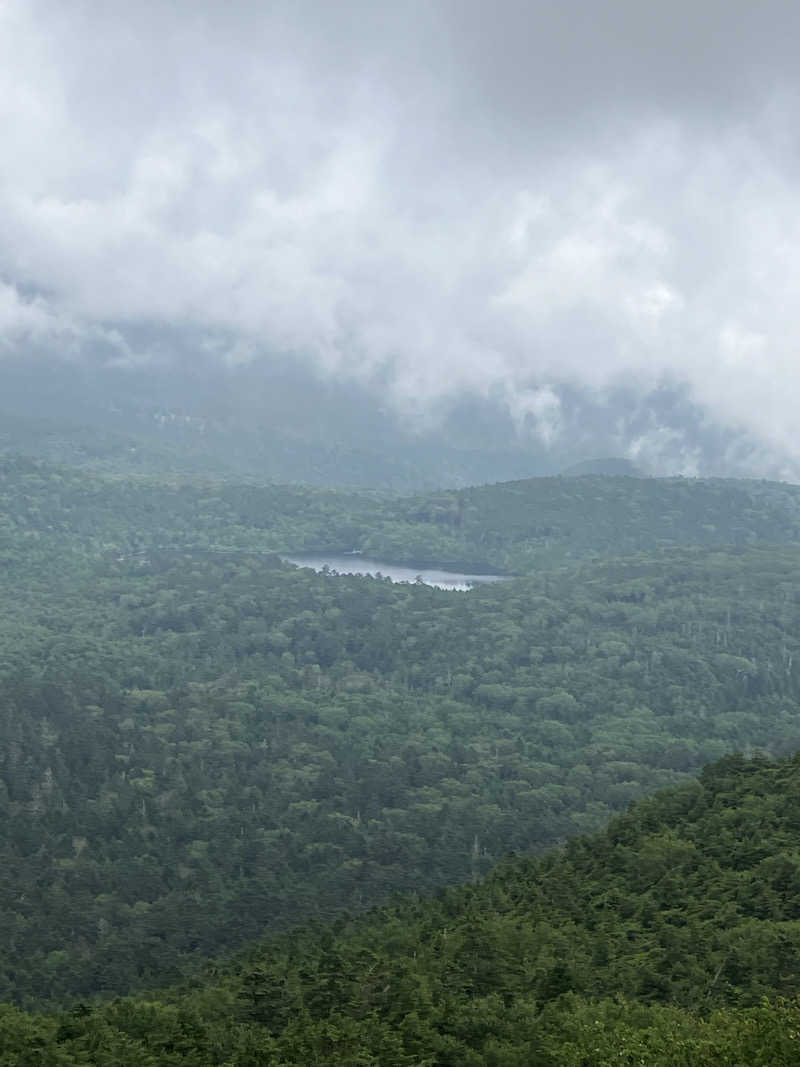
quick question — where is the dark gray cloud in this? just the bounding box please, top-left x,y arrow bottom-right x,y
2,0 -> 800,473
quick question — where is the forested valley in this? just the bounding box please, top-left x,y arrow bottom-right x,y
3,453 -> 800,1061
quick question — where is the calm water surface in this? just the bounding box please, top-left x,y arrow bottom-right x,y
284,554 -> 507,592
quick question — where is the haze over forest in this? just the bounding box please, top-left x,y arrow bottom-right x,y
3,0 -> 800,483
5,4 -> 800,1064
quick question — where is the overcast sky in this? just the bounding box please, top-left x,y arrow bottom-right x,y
3,0 -> 800,467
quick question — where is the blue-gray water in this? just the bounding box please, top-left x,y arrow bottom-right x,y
284,554 -> 507,592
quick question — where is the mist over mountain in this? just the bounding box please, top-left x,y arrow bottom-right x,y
1,352 -> 792,486
4,1 -> 800,484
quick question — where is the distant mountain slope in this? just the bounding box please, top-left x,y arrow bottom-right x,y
2,352 -> 796,487
7,453 -> 800,575
0,411 -> 234,478
4,753 -> 800,1064
0,355 -> 565,487
353,473 -> 800,571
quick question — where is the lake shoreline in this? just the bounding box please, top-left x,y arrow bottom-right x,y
283,553 -> 510,591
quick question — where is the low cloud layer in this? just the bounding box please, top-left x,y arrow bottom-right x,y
2,0 -> 800,472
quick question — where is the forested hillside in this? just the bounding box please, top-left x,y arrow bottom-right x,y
5,453 -> 800,573
4,456 -> 800,1004
356,474 -> 800,571
3,753 -> 800,1064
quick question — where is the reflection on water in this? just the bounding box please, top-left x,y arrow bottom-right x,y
283,554 -> 507,592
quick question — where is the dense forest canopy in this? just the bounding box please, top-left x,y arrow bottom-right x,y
3,453 -> 800,1060
2,455 -> 800,1007
3,753 -> 800,1064
5,452 -> 800,572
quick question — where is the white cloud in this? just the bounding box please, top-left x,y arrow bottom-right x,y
2,1 -> 800,469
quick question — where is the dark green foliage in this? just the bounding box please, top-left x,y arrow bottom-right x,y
358,474 -> 800,572
6,755 -> 800,1063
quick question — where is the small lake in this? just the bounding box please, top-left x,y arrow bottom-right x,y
283,554 -> 508,592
